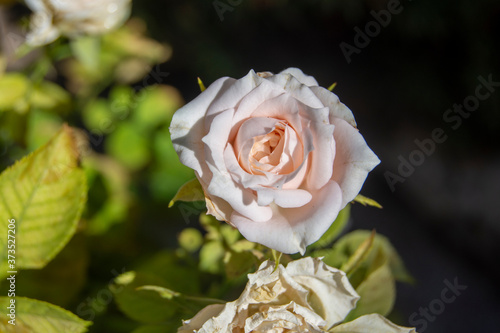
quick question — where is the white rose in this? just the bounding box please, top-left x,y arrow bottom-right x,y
25,0 -> 132,46
170,68 -> 380,254
178,257 -> 416,333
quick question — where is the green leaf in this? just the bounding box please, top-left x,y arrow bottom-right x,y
0,296 -> 91,333
2,235 -> 88,307
150,127 -> 195,200
0,73 -> 29,113
138,285 -> 224,307
71,36 -> 101,71
29,81 -> 72,114
111,271 -> 178,323
319,230 -> 413,287
197,77 -> 206,92
0,125 -> 87,275
133,85 -> 183,131
224,250 -> 257,279
132,324 -> 179,333
169,178 -> 205,208
220,224 -> 241,246
136,250 -> 200,295
105,122 -> 151,170
82,99 -> 113,134
272,249 -> 282,272
344,263 -> 396,321
82,155 -> 131,235
26,109 -> 64,151
353,194 -> 382,209
341,230 -> 375,276
309,205 -> 351,250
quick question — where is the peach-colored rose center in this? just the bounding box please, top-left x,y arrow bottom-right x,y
244,120 -> 301,176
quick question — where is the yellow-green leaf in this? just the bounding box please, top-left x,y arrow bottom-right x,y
169,178 -> 205,208
111,271 -> 177,323
353,194 -> 382,208
344,263 -> 396,321
197,77 -> 206,92
138,285 -> 224,305
0,296 -> 91,333
224,250 -> 257,278
341,230 -> 375,276
29,81 -> 72,114
309,205 -> 351,250
105,122 -> 151,170
319,230 -> 413,287
0,125 -> 87,275
0,73 -> 29,113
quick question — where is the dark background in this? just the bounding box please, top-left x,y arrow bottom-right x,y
136,0 -> 500,332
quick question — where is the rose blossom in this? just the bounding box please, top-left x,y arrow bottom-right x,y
170,68 -> 380,254
178,257 -> 416,333
25,0 -> 132,46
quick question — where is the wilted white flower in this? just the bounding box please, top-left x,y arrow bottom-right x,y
25,0 -> 132,46
178,257 -> 416,333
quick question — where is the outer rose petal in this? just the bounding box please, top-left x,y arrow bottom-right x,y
286,257 -> 360,329
309,86 -> 357,128
170,77 -> 234,179
265,73 -> 324,109
330,313 -> 417,333
331,118 -> 381,207
231,180 -> 342,254
177,304 -> 225,333
279,67 -> 320,87
206,70 -> 264,118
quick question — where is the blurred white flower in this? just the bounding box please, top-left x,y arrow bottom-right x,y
178,257 -> 416,333
25,0 -> 132,46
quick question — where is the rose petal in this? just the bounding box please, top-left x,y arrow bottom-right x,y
177,304 -> 225,333
202,108 -> 235,171
224,144 -> 279,189
265,73 -> 324,109
198,302 -> 239,333
286,257 -> 360,329
231,180 -> 342,254
331,118 -> 380,207
234,117 -> 281,173
330,313 -> 417,333
299,105 -> 335,190
244,303 -> 326,333
207,166 -> 273,222
230,79 -> 286,134
250,94 -> 304,133
170,76 -> 235,179
206,70 -> 263,119
256,188 -> 312,208
309,86 -> 357,128
279,67 -> 320,87
244,260 -> 310,304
